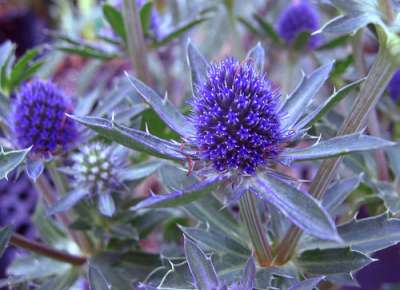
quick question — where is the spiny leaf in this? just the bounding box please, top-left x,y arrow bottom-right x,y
187,40 -> 209,94
245,43 -> 265,74
0,147 -> 31,180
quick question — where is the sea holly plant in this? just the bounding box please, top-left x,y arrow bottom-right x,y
71,40 -> 395,271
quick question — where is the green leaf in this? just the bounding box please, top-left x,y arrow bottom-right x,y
253,14 -> 281,43
283,133 -> 396,161
103,4 -> 127,41
0,226 -> 12,257
317,35 -> 351,50
126,73 -> 195,137
68,114 -> 190,161
281,62 -> 334,130
237,16 -> 263,36
88,264 -> 111,290
296,247 -> 374,275
292,31 -> 310,51
8,49 -> 41,92
155,17 -> 209,47
140,1 -> 154,36
56,45 -> 117,60
300,213 -> 400,254
180,226 -> 250,258
184,237 -> 219,290
253,175 -> 340,241
0,147 -> 31,180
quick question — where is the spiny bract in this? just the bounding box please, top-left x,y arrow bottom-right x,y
193,58 -> 283,175
12,80 -> 77,157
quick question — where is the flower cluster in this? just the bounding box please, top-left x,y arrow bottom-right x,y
277,0 -> 321,49
193,58 -> 283,174
12,80 -> 77,158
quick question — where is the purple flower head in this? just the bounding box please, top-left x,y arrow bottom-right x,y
388,68 -> 400,101
193,58 -> 283,175
12,80 -> 78,158
277,0 -> 321,49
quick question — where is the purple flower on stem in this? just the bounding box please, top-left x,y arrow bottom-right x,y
193,58 -> 284,175
277,0 -> 321,49
12,80 -> 78,158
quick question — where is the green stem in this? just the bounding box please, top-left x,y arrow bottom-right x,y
122,0 -> 151,84
274,32 -> 398,265
10,233 -> 87,266
239,191 -> 272,267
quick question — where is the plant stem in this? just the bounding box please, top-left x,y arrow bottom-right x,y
379,0 -> 394,23
10,233 -> 86,266
239,191 -> 272,267
122,0 -> 151,84
274,31 -> 398,265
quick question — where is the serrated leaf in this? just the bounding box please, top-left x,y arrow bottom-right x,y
0,147 -> 31,180
184,237 -> 219,290
132,176 -> 225,210
47,189 -> 88,216
126,73 -> 194,137
301,213 -> 400,254
103,4 -> 126,41
287,276 -> 325,290
180,227 -> 250,258
88,264 -> 111,290
322,175 -> 362,215
296,247 -> 374,275
282,133 -> 396,161
245,43 -> 265,74
187,41 -> 209,95
68,114 -> 191,161
253,175 -> 340,241
0,226 -> 12,257
98,193 -> 116,217
25,159 -> 44,182
280,62 -> 334,130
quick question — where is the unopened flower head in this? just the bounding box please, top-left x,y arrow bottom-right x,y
193,58 -> 283,175
277,0 -> 321,49
12,80 -> 78,157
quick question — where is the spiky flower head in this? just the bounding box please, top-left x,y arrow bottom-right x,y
388,68 -> 400,101
193,58 -> 283,175
277,0 -> 321,49
12,80 -> 78,158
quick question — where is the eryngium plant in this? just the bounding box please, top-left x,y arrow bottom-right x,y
71,41 -> 395,285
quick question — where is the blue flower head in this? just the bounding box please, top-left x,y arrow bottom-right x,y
193,58 -> 283,175
277,0 -> 321,49
388,68 -> 400,101
12,80 -> 78,158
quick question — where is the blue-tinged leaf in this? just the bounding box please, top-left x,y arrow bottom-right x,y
132,176 -> 225,210
88,264 -> 111,290
0,226 -> 12,257
126,73 -> 194,137
119,160 -> 163,181
327,273 -> 359,287
282,133 -> 396,161
245,43 -> 265,74
322,175 -> 362,215
68,114 -> 192,161
187,40 -> 209,94
253,175 -> 340,241
36,268 -> 80,290
0,147 -> 31,180
300,213 -> 400,254
280,62 -> 334,130
25,159 -> 44,182
287,276 -> 325,290
295,78 -> 364,129
240,256 -> 256,290
374,181 -> 400,213
180,226 -> 251,258
47,189 -> 88,216
184,237 -> 219,290
296,247 -> 374,275
98,193 -> 116,217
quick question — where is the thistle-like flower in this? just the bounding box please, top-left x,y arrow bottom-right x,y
388,68 -> 400,101
277,0 -> 321,49
12,80 -> 78,158
193,58 -> 284,174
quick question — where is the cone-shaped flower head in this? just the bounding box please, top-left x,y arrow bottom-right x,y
12,80 -> 77,157
193,58 -> 283,175
388,68 -> 400,101
277,0 -> 321,49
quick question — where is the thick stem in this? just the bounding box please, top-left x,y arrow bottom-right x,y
122,0 -> 151,84
274,39 -> 398,265
10,233 -> 86,266
239,191 -> 272,267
